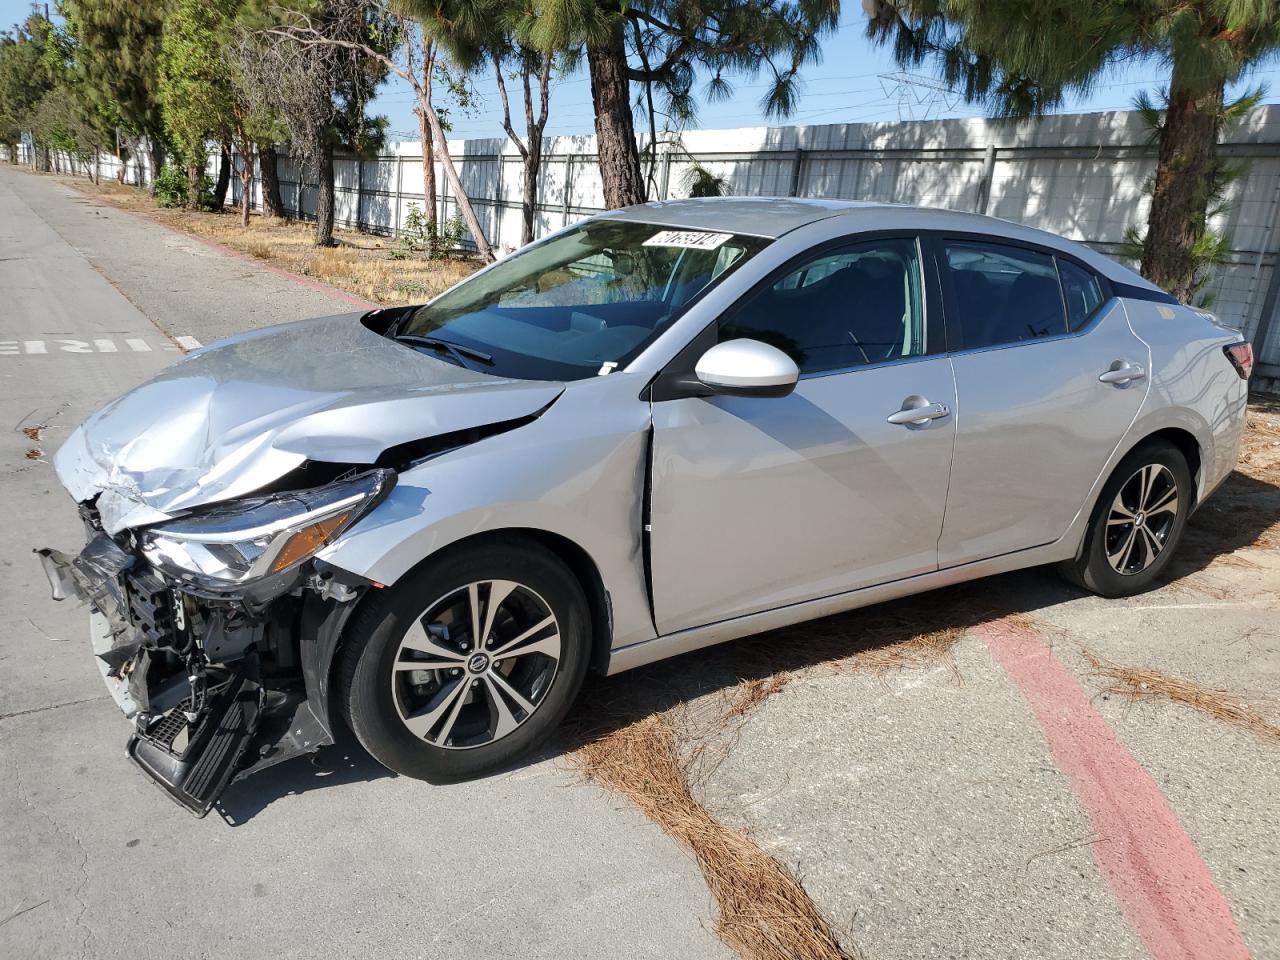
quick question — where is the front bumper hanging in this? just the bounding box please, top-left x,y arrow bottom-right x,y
37,533 -> 334,816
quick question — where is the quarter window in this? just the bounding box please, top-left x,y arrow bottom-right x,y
720,238 -> 926,374
1057,259 -> 1105,331
942,241 -> 1066,350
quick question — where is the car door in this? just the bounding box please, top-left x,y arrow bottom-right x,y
649,236 -> 958,635
933,237 -> 1150,567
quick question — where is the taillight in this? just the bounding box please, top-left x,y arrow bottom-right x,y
1223,341 -> 1254,380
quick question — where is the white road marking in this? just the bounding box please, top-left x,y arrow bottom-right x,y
0,336 -> 202,356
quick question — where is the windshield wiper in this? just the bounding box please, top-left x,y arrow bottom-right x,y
394,334 -> 494,367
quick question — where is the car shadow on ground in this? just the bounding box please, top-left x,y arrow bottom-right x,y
216,451 -> 1280,823
214,731 -> 393,825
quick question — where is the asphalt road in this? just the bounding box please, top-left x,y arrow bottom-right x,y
2,164 -> 1278,960
0,167 -> 730,960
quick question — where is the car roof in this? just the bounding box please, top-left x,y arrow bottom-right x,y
598,197 -> 1164,294
600,197 -> 880,238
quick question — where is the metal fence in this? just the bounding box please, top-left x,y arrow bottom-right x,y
10,105 -> 1280,386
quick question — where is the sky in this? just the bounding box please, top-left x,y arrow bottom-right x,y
4,0 -> 1278,145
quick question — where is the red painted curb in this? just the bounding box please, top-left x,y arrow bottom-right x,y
981,621 -> 1250,960
98,195 -> 378,310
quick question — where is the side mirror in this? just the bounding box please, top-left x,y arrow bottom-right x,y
694,338 -> 800,398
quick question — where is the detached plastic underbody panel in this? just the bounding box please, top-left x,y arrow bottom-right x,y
39,530 -> 334,817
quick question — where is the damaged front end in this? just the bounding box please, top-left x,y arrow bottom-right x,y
37,468 -> 395,817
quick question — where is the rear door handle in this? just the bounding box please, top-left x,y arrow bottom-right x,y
887,400 -> 951,426
1098,361 -> 1146,385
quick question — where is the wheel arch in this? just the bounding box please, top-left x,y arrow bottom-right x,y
1139,426 -> 1202,505
1068,422 -> 1204,565
318,528 -> 615,731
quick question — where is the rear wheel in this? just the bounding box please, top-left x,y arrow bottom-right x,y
338,538 -> 591,782
1059,440 -> 1192,597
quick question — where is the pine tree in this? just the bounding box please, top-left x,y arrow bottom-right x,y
867,0 -> 1280,302
61,0 -> 171,188
525,0 -> 839,209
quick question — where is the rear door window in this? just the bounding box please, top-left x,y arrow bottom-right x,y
1057,259 -> 1105,331
941,241 -> 1066,350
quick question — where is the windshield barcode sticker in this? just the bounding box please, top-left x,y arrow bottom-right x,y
643,230 -> 732,250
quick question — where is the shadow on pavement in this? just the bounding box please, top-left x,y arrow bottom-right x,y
213,730 -> 393,825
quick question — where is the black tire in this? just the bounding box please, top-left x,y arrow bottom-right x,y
338,536 -> 591,783
1058,439 -> 1192,597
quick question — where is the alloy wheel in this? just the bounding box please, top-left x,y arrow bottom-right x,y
390,580 -> 561,750
1105,463 -> 1180,576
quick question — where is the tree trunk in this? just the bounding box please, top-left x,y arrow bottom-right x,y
239,146 -> 253,227
421,94 -> 494,261
211,141 -> 231,210
148,137 -> 165,195
186,161 -> 203,209
522,134 -> 540,248
587,24 -> 645,209
260,145 -> 286,218
416,104 -> 438,230
1140,58 -> 1225,303
315,141 -> 336,247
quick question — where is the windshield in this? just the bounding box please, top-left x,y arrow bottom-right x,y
397,220 -> 771,381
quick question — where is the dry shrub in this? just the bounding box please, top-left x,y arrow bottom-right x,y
574,711 -> 859,960
244,239 -> 275,260
1084,649 -> 1280,746
21,426 -> 42,442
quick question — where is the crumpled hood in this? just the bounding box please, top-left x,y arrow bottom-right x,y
55,312 -> 563,533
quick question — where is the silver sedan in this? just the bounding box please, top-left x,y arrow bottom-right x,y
39,198 -> 1252,812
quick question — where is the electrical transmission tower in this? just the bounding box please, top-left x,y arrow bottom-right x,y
877,72 -> 964,120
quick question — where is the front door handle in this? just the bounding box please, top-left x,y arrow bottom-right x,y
887,400 -> 951,426
1098,360 -> 1146,385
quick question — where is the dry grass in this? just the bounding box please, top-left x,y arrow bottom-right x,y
721,674 -> 792,720
835,625 -> 965,683
1175,399 -> 1280,588
1239,397 -> 1280,486
573,708 -> 860,960
1084,649 -> 1280,746
67,179 -> 476,306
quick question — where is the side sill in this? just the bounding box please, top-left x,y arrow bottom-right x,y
604,539 -> 1075,676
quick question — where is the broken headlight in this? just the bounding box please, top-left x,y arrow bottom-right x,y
140,469 -> 395,588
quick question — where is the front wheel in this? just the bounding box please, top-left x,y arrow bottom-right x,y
338,538 -> 591,783
1058,439 -> 1192,597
